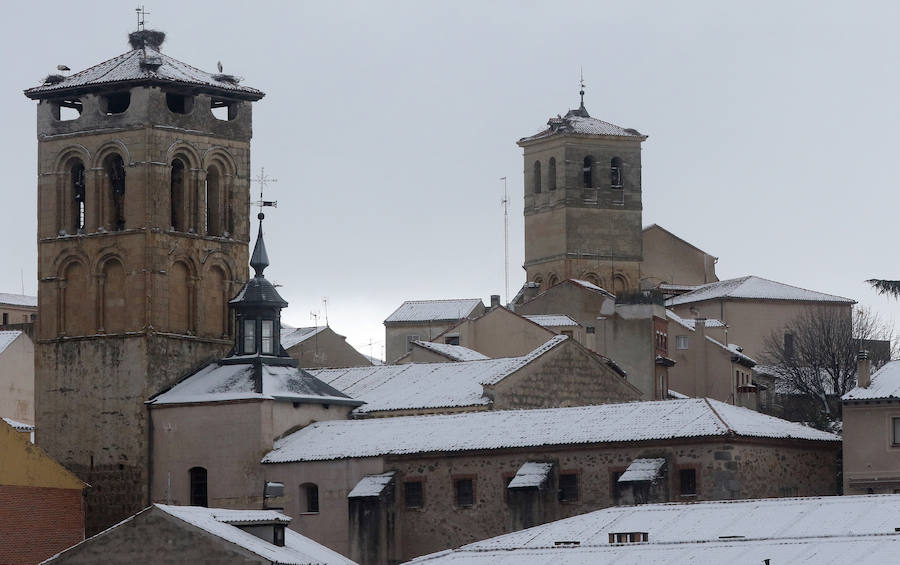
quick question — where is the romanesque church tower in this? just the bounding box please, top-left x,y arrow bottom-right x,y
24,29 -> 264,533
518,90 -> 647,294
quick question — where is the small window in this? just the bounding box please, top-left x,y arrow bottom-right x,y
558,473 -> 579,502
548,157 -> 557,191
444,336 -> 460,346
679,469 -> 697,496
583,156 -> 594,188
55,98 -> 83,121
533,161 -> 542,194
1,313 -> 7,325
166,92 -> 194,114
784,332 -> 795,359
301,483 -> 319,513
610,157 -> 624,188
893,418 -> 900,446
405,481 -> 424,509
586,326 -> 595,334
189,466 -> 208,507
454,478 -> 474,507
71,161 -> 86,232
273,525 -> 285,547
243,319 -> 256,354
261,320 -> 274,354
676,335 -> 689,350
101,92 -> 131,115
406,334 -> 420,352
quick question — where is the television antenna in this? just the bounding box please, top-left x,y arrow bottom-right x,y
500,177 -> 509,304
252,167 -> 278,209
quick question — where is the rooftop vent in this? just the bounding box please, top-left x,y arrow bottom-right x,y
609,532 -> 649,544
553,540 -> 580,547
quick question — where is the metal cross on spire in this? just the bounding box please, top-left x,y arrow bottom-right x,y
135,5 -> 150,31
579,67 -> 586,108
252,167 -> 278,209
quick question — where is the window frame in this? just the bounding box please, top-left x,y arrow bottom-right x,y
675,335 -> 689,350
892,417 -> 900,447
453,476 -> 475,508
558,471 -> 580,503
300,482 -> 320,514
261,319 -> 274,354
678,467 -> 698,497
404,479 -> 424,510
243,318 -> 256,354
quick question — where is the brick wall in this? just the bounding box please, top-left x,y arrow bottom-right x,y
0,485 -> 84,565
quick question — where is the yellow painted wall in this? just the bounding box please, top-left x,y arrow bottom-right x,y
0,419 -> 84,490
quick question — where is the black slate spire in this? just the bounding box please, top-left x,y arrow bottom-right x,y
250,212 -> 270,277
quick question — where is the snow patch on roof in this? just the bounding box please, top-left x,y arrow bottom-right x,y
507,462 -> 553,489
569,279 -> 615,296
705,336 -> 757,365
0,293 -> 36,307
2,417 -> 33,432
262,398 -> 837,464
385,299 -> 483,323
348,472 -> 395,498
308,336 -> 566,414
411,341 -> 490,361
618,458 -> 666,482
666,276 -> 854,306
523,315 -> 580,328
666,310 -> 725,331
0,331 -> 22,354
844,359 -> 900,400
281,326 -> 327,350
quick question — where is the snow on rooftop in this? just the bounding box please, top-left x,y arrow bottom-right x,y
406,494 -> 900,565
149,361 -> 358,406
618,458 -> 666,483
308,336 -> 566,414
0,330 -> 22,354
385,299 -> 483,323
666,276 -> 855,306
2,417 -> 33,432
569,279 -> 615,296
156,505 -> 355,565
519,112 -> 644,144
0,293 -> 36,308
281,326 -> 327,350
348,472 -> 395,498
705,336 -> 756,365
523,315 -> 579,328
844,359 -> 900,400
667,389 -> 689,399
411,341 -> 490,361
665,310 -> 725,331
507,462 -> 552,489
262,398 -> 837,464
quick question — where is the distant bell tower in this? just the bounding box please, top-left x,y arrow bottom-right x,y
24,28 -> 264,534
517,84 -> 647,294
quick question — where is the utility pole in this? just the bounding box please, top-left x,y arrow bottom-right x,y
500,176 -> 509,304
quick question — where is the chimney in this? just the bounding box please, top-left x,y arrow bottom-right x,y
858,350 -> 871,388
522,282 -> 541,303
490,294 -> 501,308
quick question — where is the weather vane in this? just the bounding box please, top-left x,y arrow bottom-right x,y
579,67 -> 585,106
252,167 -> 278,209
135,5 -> 150,31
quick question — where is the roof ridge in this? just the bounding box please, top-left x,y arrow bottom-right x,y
704,398 -> 734,435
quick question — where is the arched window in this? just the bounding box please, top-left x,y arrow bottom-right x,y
171,159 -> 186,231
547,274 -> 559,287
583,272 -> 600,287
206,167 -> 222,236
613,275 -> 628,295
610,157 -> 624,188
300,483 -> 319,514
533,161 -> 542,194
548,157 -> 557,191
105,155 -> 126,230
70,160 -> 86,233
583,156 -> 594,188
189,467 -> 208,507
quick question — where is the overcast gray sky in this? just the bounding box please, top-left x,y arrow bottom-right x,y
4,1 -> 900,360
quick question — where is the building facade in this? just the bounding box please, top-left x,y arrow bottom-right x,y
25,29 -> 264,533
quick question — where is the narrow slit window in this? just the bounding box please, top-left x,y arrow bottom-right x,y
261,320 -> 274,354
533,161 -> 542,194
189,467 -> 208,507
548,157 -> 557,191
583,156 -> 594,188
610,157 -> 624,188
71,161 -> 86,232
170,159 -> 185,231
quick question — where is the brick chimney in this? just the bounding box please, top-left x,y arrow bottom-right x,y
857,350 -> 871,388
490,294 -> 501,308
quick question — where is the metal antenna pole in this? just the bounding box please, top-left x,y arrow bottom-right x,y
500,177 -> 509,304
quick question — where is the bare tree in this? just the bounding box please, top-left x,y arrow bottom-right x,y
762,306 -> 894,428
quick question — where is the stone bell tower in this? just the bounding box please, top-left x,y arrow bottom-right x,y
518,87 -> 647,295
24,29 -> 264,533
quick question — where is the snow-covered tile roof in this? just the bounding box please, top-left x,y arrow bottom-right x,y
156,505 -> 355,564
385,299 -> 483,323
348,472 -> 395,498
507,462 -> 553,489
667,389 -> 689,399
281,326 -> 327,350
666,275 -> 855,306
411,341 -> 490,361
705,336 -> 757,366
406,494 -> 900,565
618,458 -> 666,482
2,417 -> 33,432
0,330 -> 22,354
843,359 -> 900,400
523,315 -> 580,328
665,310 -> 725,331
308,336 -> 566,414
262,398 -> 837,464
25,47 -> 264,99
569,279 -> 615,297
0,293 -> 36,307
519,109 -> 645,143
148,361 -> 359,406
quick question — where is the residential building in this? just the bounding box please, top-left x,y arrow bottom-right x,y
0,418 -> 85,565
282,325 -> 372,368
424,304 -> 559,359
396,341 -> 490,364
404,494 -> 900,565
0,292 -> 37,326
384,299 -> 485,363
0,330 -> 35,424
26,29 -> 264,533
261,398 -> 839,564
43,504 -> 357,565
641,224 -> 718,287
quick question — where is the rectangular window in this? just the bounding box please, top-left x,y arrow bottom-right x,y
405,481 -> 424,509
893,418 -> 900,446
445,336 -> 460,345
676,335 -> 689,350
586,326 -> 595,334
558,473 -> 579,502
784,332 -> 795,359
454,478 -> 474,507
305,484 -> 320,513
261,320 -> 274,354
679,469 -> 697,496
243,319 -> 256,354
1,313 -> 7,325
